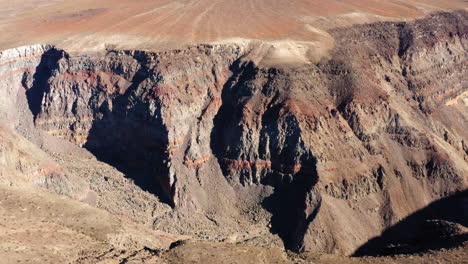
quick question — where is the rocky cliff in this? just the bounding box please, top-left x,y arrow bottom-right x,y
0,11 -> 466,255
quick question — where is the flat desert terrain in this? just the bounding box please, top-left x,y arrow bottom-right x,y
3,0 -> 467,51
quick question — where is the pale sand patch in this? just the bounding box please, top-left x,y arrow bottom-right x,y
446,90 -> 468,106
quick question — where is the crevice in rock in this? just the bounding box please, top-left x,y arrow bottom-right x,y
262,156 -> 321,252
260,109 -> 321,251
397,22 -> 414,58
210,59 -> 258,181
211,59 -> 321,252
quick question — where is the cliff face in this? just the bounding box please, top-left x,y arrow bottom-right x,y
0,45 -> 97,203
0,11 -> 466,255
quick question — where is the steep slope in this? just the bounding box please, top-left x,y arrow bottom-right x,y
0,11 -> 467,255
0,122 -> 94,202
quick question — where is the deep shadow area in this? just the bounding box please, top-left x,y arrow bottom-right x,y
354,190 -> 468,256
84,121 -> 172,206
23,48 -> 175,207
259,99 -> 321,252
210,59 -> 321,252
82,56 -> 175,207
83,104 -> 175,207
24,48 -> 65,119
261,161 -> 321,252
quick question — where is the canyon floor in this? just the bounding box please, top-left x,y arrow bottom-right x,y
1,185 -> 467,264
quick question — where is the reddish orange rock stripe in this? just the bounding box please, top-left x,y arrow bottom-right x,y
222,158 -> 312,173
0,67 -> 35,79
58,69 -> 121,79
0,53 -> 45,66
184,155 -> 211,167
23,167 -> 60,179
70,186 -> 91,201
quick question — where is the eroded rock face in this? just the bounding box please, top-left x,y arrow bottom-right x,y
0,11 -> 466,255
0,45 -> 96,203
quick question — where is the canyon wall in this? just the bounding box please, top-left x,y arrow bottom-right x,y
0,11 -> 466,255
0,45 -> 96,203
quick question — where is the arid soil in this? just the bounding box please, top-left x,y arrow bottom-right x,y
2,0 -> 467,51
1,186 -> 466,264
0,2 -> 467,264
0,184 -> 186,264
0,182 -> 466,263
160,241 -> 468,264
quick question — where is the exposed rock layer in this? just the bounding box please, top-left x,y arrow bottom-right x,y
0,11 -> 467,255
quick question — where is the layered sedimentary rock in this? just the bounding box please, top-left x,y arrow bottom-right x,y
0,45 -> 96,203
0,123 -> 88,200
0,11 -> 466,255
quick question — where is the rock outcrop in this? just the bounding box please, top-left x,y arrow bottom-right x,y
0,11 -> 466,255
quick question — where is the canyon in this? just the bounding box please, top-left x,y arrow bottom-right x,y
0,1 -> 467,263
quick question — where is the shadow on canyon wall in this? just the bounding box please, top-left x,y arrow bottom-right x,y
25,48 -> 64,119
354,189 -> 468,256
261,163 -> 321,252
26,50 -> 175,206
82,61 -> 176,207
210,60 -> 321,251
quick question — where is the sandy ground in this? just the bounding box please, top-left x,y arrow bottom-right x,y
159,240 -> 468,264
1,184 -> 466,264
4,127 -> 464,263
0,185 -> 116,264
2,0 -> 467,52
0,184 -> 187,264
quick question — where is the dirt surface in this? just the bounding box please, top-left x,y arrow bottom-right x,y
2,0 -> 467,51
0,185 -> 114,264
0,184 -> 188,264
159,240 -> 468,264
1,185 -> 466,264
